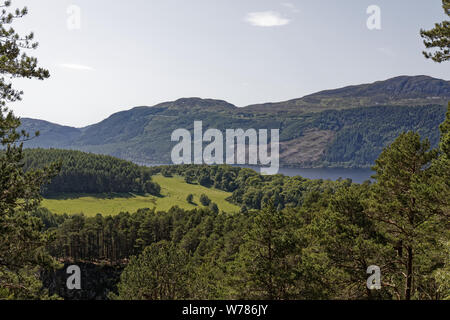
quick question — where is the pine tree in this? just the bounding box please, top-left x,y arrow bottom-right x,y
440,103 -> 450,157
431,103 -> 450,216
113,241 -> 191,300
367,132 -> 445,299
434,240 -> 450,299
420,0 -> 450,62
0,1 -> 59,299
235,203 -> 302,299
420,1 -> 450,300
324,184 -> 393,299
209,202 -> 219,214
199,194 -> 211,206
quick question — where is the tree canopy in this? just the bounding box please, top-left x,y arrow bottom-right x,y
0,1 -> 59,299
421,0 -> 450,62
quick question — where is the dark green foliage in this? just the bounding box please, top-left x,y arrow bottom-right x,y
36,206 -> 246,265
0,1 -> 60,299
113,241 -> 191,300
161,167 -> 172,177
317,184 -> 394,299
199,194 -> 211,206
35,206 -> 252,299
233,204 -> 304,299
440,102 -> 450,158
420,0 -> 450,62
22,149 -> 160,195
367,132 -> 446,300
208,202 -> 219,214
319,105 -> 446,166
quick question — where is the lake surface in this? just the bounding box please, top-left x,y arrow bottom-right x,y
237,165 -> 374,184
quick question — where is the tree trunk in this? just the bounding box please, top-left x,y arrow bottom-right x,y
405,246 -> 413,300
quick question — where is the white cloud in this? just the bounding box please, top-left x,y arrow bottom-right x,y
59,63 -> 94,71
245,11 -> 290,27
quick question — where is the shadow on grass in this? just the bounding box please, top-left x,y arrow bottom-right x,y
44,192 -> 162,200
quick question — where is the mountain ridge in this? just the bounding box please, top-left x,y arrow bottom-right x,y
245,75 -> 450,113
22,75 -> 450,131
307,75 -> 449,98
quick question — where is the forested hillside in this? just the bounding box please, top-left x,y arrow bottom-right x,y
20,76 -> 449,168
315,105 -> 445,166
23,149 -> 161,195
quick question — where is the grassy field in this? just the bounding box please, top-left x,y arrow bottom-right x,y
41,175 -> 240,216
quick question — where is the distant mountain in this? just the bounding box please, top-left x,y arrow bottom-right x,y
309,75 -> 450,99
20,118 -> 82,148
76,98 -> 237,146
20,76 -> 449,168
246,75 -> 450,114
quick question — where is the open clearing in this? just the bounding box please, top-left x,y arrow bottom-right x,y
41,175 -> 239,216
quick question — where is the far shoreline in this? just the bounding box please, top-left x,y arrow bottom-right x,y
140,163 -> 375,184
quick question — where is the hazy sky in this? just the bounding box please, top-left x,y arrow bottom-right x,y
9,0 -> 450,127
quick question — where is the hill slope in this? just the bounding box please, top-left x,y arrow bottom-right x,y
20,119 -> 82,148
246,75 -> 450,113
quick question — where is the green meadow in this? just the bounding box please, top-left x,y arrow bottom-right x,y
41,175 -> 239,216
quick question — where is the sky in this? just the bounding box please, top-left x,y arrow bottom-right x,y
8,0 -> 450,127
